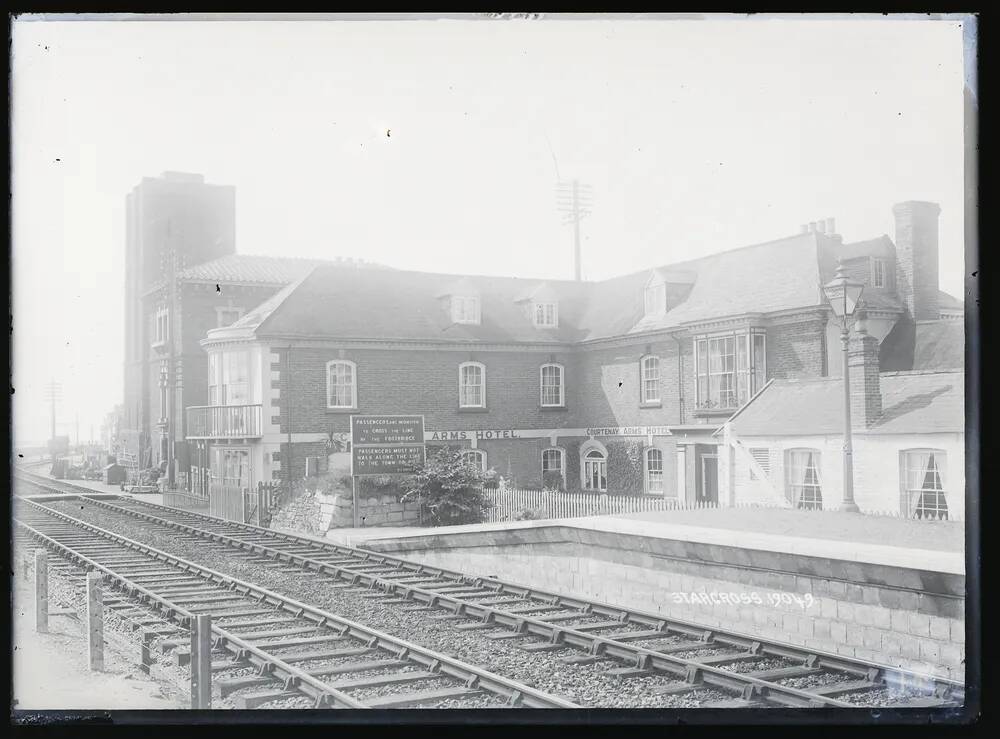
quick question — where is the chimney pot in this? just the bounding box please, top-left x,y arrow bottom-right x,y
800,224 -> 809,234
826,217 -> 836,235
816,220 -> 826,235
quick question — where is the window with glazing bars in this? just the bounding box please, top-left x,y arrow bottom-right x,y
695,331 -> 766,410
785,449 -> 822,510
901,450 -> 948,519
646,448 -> 664,494
459,363 -> 485,407
540,364 -> 564,406
641,355 -> 660,404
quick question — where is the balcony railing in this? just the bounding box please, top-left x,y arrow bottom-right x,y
186,404 -> 263,439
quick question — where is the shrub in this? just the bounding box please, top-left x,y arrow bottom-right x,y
542,471 -> 565,492
511,506 -> 548,521
401,446 -> 489,526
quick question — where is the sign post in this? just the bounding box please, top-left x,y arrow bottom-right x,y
350,415 -> 426,528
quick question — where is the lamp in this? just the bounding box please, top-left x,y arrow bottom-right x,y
823,258 -> 865,513
822,260 -> 865,321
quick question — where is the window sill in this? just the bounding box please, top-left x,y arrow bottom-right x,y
640,401 -> 663,409
457,407 -> 489,413
539,405 -> 568,411
693,407 -> 738,418
326,407 -> 358,414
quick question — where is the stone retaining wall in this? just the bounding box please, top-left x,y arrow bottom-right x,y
269,490 -> 422,534
367,525 -> 966,682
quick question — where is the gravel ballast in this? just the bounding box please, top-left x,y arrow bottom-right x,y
35,499 -> 922,709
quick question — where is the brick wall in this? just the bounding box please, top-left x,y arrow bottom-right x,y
268,319 -> 832,442
766,318 -> 828,380
371,527 -> 965,681
273,346 -> 577,435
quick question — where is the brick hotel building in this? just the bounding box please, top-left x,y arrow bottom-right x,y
121,173 -> 962,511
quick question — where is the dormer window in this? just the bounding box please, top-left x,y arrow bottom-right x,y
871,258 -> 887,289
533,302 -> 559,328
644,271 -> 668,316
452,296 -> 481,325
644,283 -> 666,315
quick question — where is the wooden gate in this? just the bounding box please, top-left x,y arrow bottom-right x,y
209,482 -> 245,522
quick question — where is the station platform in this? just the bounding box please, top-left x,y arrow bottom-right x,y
352,508 -> 967,681
351,508 -> 964,575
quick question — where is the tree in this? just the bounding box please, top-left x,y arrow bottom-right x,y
402,446 -> 490,526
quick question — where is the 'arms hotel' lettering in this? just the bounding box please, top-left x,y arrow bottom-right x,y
429,430 -> 522,441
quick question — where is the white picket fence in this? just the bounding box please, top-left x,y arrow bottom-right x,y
483,487 -> 963,523
484,488 -> 732,523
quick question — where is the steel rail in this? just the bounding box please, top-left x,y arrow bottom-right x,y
26,495 -> 868,708
14,498 -> 578,709
64,488 -> 964,705
14,518 -> 367,708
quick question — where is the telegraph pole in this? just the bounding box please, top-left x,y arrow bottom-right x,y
555,179 -> 593,281
44,380 -> 62,442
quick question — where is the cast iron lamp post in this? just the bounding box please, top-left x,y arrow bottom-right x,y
822,259 -> 865,513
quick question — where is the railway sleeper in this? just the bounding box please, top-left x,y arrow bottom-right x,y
606,667 -> 655,679
808,679 -> 880,697
364,687 -> 483,709
217,659 -> 413,697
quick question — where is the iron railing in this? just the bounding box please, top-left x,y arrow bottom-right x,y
185,404 -> 262,439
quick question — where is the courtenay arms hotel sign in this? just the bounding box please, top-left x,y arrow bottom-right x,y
425,426 -> 673,442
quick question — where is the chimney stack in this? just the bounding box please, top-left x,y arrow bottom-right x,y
800,224 -> 809,234
816,220 -> 827,235
893,201 -> 941,321
825,217 -> 836,235
848,318 -> 882,430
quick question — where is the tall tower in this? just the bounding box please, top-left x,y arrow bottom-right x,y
122,172 -> 235,465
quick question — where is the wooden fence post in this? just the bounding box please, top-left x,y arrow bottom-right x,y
140,630 -> 156,675
190,613 -> 213,709
34,550 -> 48,634
87,572 -> 104,671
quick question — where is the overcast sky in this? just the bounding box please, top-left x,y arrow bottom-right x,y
11,15 -> 970,446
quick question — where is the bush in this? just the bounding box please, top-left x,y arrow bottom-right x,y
402,446 -> 489,526
542,471 -> 565,492
511,506 -> 548,521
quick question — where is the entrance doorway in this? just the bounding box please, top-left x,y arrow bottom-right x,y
698,452 -> 719,505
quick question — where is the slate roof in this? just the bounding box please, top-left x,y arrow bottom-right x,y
203,230 -> 925,345
178,254 -> 385,285
938,290 -> 964,311
913,320 -> 965,371
629,233 -> 826,333
727,370 -> 963,437
253,266 -> 593,344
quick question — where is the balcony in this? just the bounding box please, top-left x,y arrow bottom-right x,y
186,404 -> 263,440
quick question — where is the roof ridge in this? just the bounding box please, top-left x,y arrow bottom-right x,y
595,231 -> 818,286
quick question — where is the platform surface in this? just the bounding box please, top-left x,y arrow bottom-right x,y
354,509 -> 965,576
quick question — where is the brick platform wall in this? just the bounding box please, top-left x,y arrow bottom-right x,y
369,526 -> 965,681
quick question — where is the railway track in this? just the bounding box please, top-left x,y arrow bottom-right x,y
15,471 -> 965,709
14,497 -> 577,709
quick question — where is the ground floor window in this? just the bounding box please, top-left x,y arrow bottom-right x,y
462,449 -> 487,472
901,449 -> 948,519
582,448 -> 607,492
645,447 -> 664,494
541,448 -> 565,490
785,449 -> 822,510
